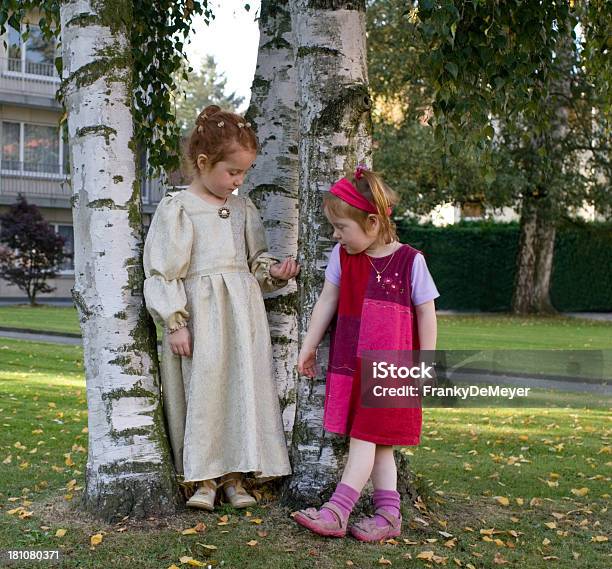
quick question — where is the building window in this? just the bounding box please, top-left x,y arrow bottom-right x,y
54,224 -> 74,272
7,23 -> 57,78
1,122 -> 20,171
461,201 -> 484,220
1,121 -> 68,176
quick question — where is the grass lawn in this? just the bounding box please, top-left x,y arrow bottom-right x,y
0,305 -> 80,335
0,338 -> 610,568
1,304 -> 611,350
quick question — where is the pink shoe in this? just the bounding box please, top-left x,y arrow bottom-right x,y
348,508 -> 402,542
293,501 -> 348,538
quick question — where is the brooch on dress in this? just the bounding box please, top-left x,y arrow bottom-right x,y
218,206 -> 231,219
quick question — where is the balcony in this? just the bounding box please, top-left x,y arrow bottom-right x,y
0,161 -> 175,211
0,161 -> 70,206
0,58 -> 60,108
142,175 -> 167,206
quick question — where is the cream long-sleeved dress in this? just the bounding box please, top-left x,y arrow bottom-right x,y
143,190 -> 291,483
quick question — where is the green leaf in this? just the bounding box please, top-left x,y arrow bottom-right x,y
445,62 -> 459,79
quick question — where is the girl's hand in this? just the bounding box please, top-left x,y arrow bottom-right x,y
298,345 -> 318,377
270,257 -> 300,280
169,326 -> 192,357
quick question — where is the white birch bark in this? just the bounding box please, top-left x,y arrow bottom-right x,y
60,0 -> 179,521
287,0 -> 372,503
242,0 -> 300,440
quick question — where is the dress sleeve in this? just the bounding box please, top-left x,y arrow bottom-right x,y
244,196 -> 287,293
325,243 -> 341,287
411,253 -> 440,306
143,196 -> 194,330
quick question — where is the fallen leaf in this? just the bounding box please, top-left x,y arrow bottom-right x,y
55,529 -> 67,537
591,535 -> 608,542
246,540 -> 258,547
571,487 -> 589,497
417,551 -> 434,560
90,533 -> 103,546
378,556 -> 392,565
493,552 -> 509,565
182,528 -> 198,535
494,496 -> 510,507
544,522 -> 557,529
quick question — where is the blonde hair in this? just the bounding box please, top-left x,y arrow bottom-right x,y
323,169 -> 399,244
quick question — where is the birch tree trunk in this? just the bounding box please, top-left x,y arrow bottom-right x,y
286,0 -> 373,504
243,0 -> 300,440
61,0 -> 180,522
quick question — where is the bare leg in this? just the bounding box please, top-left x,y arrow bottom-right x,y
340,437 -> 377,492
370,445 -> 397,490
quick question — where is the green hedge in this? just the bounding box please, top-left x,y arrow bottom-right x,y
398,221 -> 612,312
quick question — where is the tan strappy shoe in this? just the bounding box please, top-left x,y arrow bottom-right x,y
220,474 -> 257,509
186,479 -> 217,511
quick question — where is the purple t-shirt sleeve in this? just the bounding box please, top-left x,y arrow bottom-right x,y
324,243 -> 341,286
411,253 -> 440,305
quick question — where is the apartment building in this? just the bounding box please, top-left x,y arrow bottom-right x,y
0,13 -> 166,299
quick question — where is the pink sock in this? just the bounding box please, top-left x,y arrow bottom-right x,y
373,489 -> 401,527
320,483 -> 360,522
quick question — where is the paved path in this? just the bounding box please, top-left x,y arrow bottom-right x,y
0,329 -> 82,345
0,329 -> 161,348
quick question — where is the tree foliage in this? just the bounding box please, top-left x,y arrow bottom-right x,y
173,55 -> 243,135
368,0 -> 611,219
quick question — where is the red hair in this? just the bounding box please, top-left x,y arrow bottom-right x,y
186,105 -> 258,173
324,169 -> 399,244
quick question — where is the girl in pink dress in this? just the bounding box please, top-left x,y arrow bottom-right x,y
294,166 -> 439,541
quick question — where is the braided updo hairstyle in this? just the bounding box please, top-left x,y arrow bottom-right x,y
187,105 -> 258,173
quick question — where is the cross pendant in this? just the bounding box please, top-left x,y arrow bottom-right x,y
376,274 -> 381,282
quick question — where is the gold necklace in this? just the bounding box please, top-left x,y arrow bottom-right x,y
366,250 -> 397,283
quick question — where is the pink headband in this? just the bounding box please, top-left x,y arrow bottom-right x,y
329,178 -> 392,216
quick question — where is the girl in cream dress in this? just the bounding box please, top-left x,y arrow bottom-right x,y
143,106 -> 299,510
